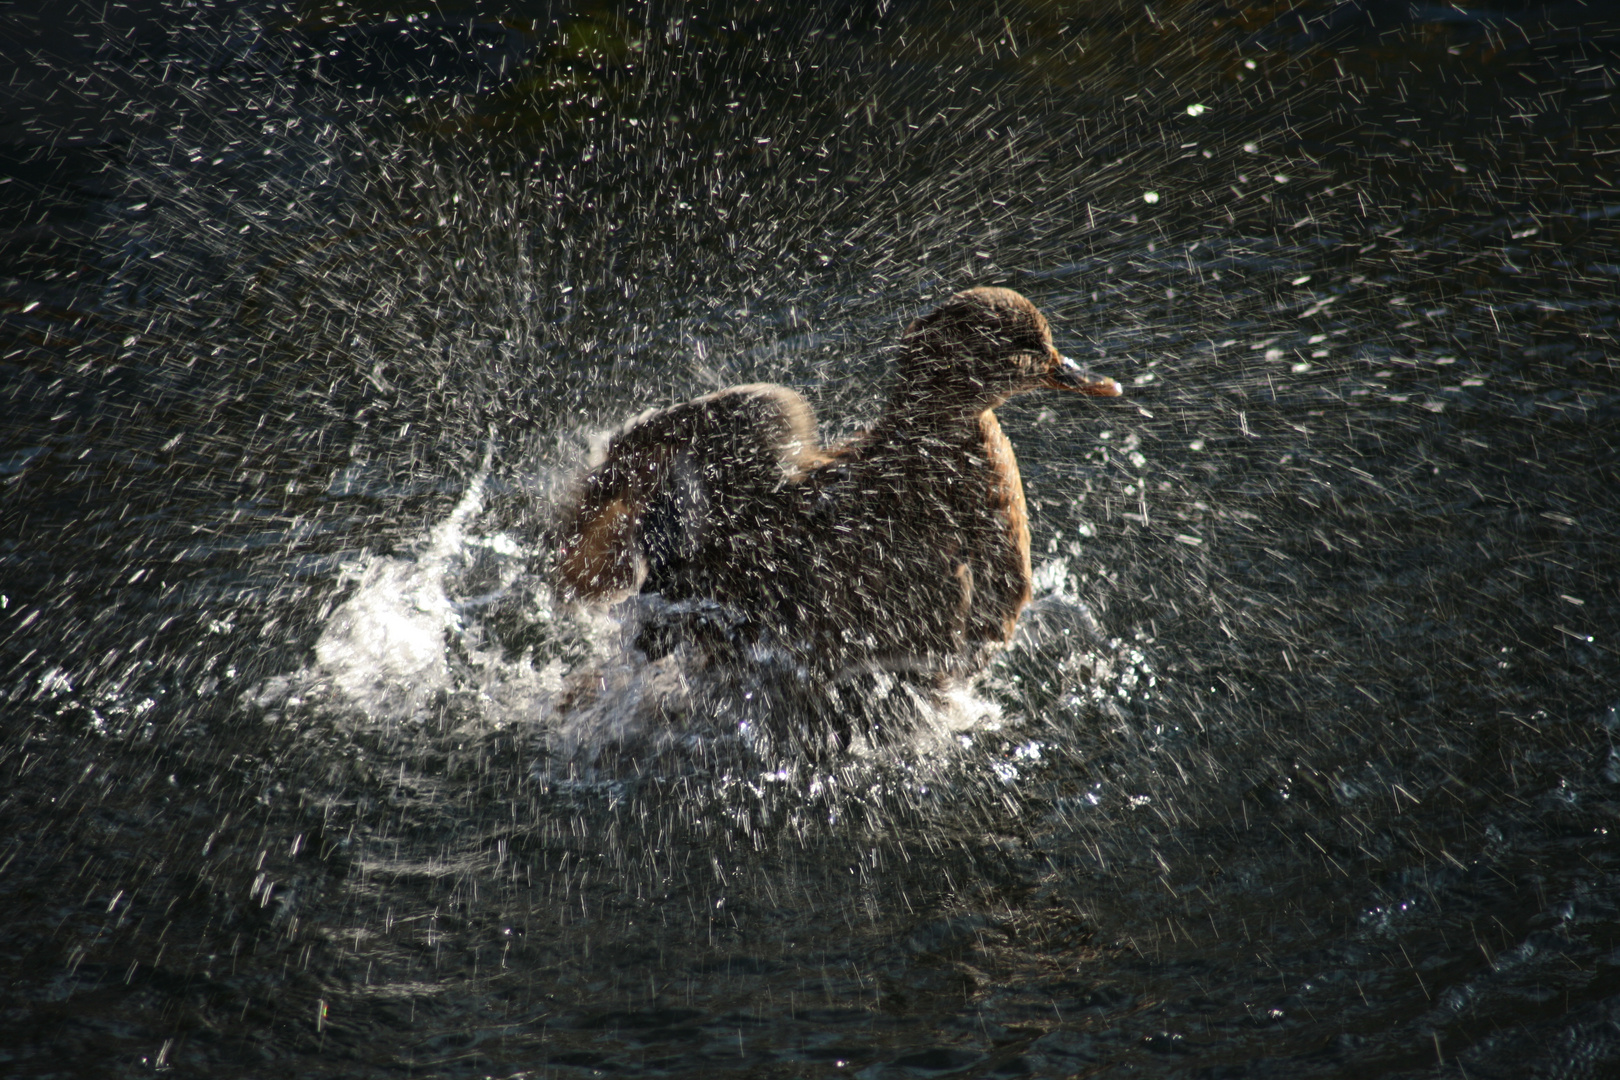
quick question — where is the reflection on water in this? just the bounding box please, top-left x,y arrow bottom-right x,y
2,0 -> 1619,1076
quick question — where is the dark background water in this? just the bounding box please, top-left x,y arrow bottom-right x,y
2,1 -> 1619,1076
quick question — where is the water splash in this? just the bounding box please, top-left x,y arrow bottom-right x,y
275,435 -> 1149,807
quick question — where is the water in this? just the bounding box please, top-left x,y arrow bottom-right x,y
2,1 -> 1618,1075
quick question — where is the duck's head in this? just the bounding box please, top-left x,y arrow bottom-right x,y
895,287 -> 1121,414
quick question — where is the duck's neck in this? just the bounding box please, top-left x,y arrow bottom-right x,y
873,382 -> 1005,449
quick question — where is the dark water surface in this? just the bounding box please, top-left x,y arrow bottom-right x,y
3,1 -> 1619,1076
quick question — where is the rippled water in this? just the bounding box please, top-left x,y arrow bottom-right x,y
3,1 -> 1618,1076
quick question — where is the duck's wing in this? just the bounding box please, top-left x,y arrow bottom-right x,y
556,383 -> 824,602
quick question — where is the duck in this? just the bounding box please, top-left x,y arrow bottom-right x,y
554,287 -> 1121,685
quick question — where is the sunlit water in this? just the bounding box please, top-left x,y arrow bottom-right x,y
2,1 -> 1618,1077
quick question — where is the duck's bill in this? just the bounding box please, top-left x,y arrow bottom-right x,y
1046,355 -> 1123,397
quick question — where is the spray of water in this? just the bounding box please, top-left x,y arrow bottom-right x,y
2,1 -> 1617,1075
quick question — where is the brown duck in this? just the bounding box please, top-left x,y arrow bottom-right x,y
555,287 -> 1121,681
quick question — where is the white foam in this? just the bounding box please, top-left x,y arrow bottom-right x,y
314,551 -> 457,712
311,454 -> 492,724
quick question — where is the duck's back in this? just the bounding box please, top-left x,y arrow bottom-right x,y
555,383 -> 824,603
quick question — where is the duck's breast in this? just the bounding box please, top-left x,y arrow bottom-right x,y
967,410 -> 1033,643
